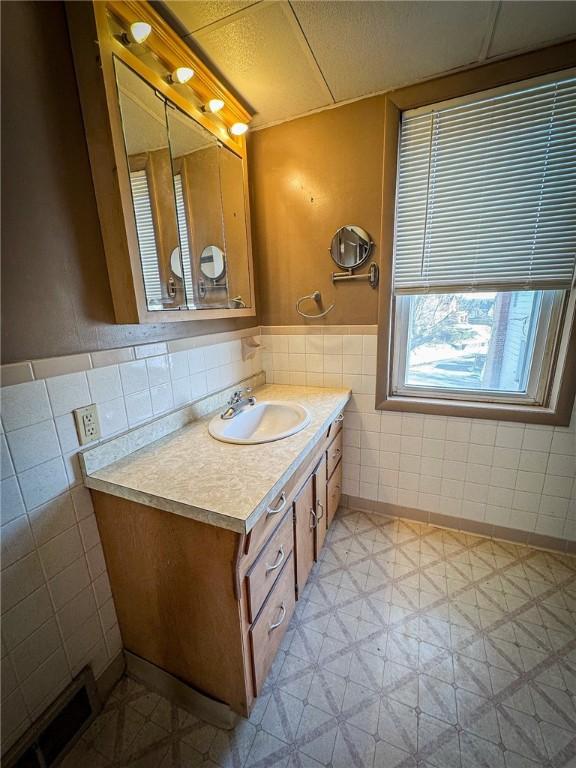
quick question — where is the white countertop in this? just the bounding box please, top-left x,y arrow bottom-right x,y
84,384 -> 350,533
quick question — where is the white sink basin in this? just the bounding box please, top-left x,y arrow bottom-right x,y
208,400 -> 311,444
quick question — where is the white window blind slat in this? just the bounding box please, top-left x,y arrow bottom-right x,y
393,73 -> 576,294
129,170 -> 162,304
173,174 -> 194,305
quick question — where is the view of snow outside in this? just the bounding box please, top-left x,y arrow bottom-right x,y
405,291 -> 540,393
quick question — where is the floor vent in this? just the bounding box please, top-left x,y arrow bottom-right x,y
5,667 -> 101,768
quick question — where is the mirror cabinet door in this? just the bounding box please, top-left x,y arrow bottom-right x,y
115,59 -> 185,311
166,106 -> 228,309
220,147 -> 252,309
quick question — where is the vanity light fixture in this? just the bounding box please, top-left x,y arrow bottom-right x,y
124,21 -> 152,44
229,122 -> 248,137
204,98 -> 225,113
169,66 -> 194,84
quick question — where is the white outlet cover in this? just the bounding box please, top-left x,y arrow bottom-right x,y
74,403 -> 101,445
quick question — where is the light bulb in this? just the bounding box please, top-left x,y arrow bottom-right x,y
229,122 -> 248,137
206,98 -> 225,113
170,67 -> 194,84
128,21 -> 152,44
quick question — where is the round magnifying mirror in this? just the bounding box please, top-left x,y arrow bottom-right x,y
200,245 -> 226,280
330,225 -> 373,270
170,246 -> 183,279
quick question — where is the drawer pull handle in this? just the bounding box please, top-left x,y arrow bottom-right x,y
269,602 -> 286,632
316,500 -> 324,521
266,545 -> 285,574
267,492 -> 287,516
309,507 -> 318,529
332,448 -> 341,458
335,413 -> 344,423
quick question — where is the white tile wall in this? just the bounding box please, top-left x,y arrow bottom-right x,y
262,331 -> 576,542
0,333 -> 261,754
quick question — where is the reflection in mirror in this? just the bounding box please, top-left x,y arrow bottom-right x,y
200,246 -> 226,280
330,225 -> 373,270
166,106 -> 228,308
170,247 -> 183,279
220,147 -> 252,309
115,59 -> 185,311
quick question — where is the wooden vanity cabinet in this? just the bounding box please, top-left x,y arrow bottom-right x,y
327,459 -> 343,527
91,411 -> 345,718
293,474 -> 315,594
313,454 -> 328,557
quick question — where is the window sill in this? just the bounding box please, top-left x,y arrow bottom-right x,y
377,394 -> 570,426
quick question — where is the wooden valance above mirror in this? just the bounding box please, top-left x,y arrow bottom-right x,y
67,1 -> 255,323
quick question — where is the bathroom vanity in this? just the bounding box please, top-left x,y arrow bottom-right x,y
81,384 -> 350,717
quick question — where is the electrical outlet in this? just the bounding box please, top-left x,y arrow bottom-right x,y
74,404 -> 101,445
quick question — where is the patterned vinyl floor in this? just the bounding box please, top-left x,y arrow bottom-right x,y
62,508 -> 576,768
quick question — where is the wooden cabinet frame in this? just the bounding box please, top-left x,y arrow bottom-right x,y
66,0 -> 256,323
91,412 -> 344,717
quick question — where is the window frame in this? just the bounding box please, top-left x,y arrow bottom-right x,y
375,44 -> 576,426
390,290 -> 565,406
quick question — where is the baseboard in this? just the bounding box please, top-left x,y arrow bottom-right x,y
341,494 -> 575,555
124,651 -> 238,731
96,651 -> 125,702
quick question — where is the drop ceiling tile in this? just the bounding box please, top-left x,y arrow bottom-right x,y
165,1 -> 257,34
292,0 -> 494,101
191,2 -> 332,126
489,1 -> 576,57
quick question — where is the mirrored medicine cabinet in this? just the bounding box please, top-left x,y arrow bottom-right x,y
67,1 -> 255,323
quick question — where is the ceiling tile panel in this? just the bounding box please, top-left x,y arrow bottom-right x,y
489,1 -> 576,57
291,0 -> 494,101
191,2 -> 332,126
165,1 -> 257,33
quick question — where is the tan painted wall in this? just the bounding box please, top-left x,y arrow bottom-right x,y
0,1 -> 254,365
249,96 -> 386,327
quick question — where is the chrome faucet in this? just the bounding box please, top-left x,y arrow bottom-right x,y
220,388 -> 256,420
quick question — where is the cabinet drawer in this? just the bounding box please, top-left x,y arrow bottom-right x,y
247,487 -> 292,556
250,554 -> 295,695
246,512 -> 293,623
327,460 -> 342,528
328,412 -> 344,440
327,430 -> 343,479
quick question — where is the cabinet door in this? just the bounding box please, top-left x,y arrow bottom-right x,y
293,474 -> 316,594
327,460 -> 342,528
313,454 -> 328,559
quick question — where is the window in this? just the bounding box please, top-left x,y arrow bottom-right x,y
385,70 -> 576,418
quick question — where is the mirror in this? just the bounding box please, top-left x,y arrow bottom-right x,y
219,146 -> 252,310
170,247 -> 183,279
115,59 -> 185,311
330,225 -> 373,270
167,104 -> 224,308
69,2 -> 256,322
200,246 -> 226,280
114,59 -> 253,314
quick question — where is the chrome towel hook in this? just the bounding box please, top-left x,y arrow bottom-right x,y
296,290 -> 335,319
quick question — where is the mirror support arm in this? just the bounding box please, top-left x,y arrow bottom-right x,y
331,262 -> 379,289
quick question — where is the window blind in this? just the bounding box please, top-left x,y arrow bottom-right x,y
173,174 -> 194,305
393,73 -> 576,294
129,170 -> 162,304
